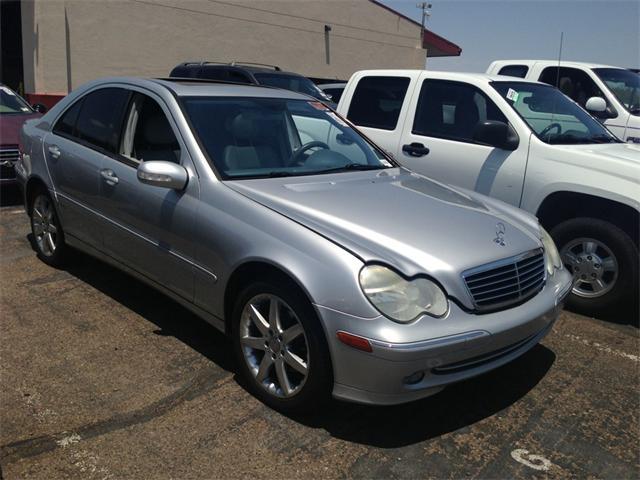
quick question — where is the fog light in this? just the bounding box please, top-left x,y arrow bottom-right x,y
404,371 -> 425,385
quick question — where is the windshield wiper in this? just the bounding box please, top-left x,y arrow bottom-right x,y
314,163 -> 387,174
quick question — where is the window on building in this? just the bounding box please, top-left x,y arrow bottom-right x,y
75,88 -> 130,152
498,65 -> 529,78
412,80 -> 508,143
346,76 -> 410,130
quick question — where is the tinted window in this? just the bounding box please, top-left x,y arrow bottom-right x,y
539,67 -> 608,109
323,87 -> 344,103
53,99 -> 83,137
170,66 -> 198,78
593,68 -> 640,114
347,76 -> 410,130
75,88 -> 130,152
253,73 -> 329,100
227,70 -> 252,84
498,65 -> 529,78
413,80 -> 508,143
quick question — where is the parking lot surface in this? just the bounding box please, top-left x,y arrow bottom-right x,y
1,193 -> 638,479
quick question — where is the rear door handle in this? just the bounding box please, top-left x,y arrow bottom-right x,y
402,142 -> 430,157
100,169 -> 119,186
48,145 -> 61,159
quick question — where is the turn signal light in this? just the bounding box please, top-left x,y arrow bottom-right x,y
336,331 -> 372,353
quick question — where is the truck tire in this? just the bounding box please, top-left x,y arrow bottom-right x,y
551,217 -> 638,316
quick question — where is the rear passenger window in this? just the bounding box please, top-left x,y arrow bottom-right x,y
412,80 -> 508,143
199,68 -> 230,81
75,88 -> 130,153
498,65 -> 529,78
53,100 -> 83,137
346,76 -> 410,130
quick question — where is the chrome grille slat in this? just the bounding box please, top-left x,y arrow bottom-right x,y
463,249 -> 545,312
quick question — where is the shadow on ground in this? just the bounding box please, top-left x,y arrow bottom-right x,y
1,185 -> 22,207
35,243 -> 559,448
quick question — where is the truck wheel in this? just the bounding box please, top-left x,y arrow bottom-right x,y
551,217 -> 638,315
231,277 -> 333,413
29,189 -> 68,267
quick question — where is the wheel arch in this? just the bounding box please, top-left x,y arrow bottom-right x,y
24,176 -> 51,215
223,260 -> 318,337
536,191 -> 639,247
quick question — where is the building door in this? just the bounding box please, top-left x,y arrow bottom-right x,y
0,0 -> 24,93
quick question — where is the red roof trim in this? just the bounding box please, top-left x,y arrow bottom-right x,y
366,0 -> 461,57
423,30 -> 462,57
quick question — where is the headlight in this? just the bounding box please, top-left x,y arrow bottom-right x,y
541,227 -> 562,275
359,265 -> 448,322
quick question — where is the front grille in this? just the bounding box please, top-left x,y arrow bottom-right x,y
0,146 -> 19,180
463,249 -> 545,312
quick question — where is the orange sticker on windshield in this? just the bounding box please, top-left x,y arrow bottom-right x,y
308,101 -> 330,111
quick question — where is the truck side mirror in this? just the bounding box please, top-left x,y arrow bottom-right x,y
585,96 -> 607,113
473,121 -> 519,151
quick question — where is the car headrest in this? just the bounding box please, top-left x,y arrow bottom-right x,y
228,112 -> 259,142
143,116 -> 177,146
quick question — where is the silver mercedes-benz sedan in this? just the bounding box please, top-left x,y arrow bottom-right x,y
17,77 -> 572,411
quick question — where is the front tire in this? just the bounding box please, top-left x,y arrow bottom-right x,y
231,277 -> 332,413
29,189 -> 68,267
551,217 -> 638,316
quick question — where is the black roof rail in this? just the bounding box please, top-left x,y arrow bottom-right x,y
230,61 -> 281,71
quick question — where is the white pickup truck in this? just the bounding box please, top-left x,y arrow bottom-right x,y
486,60 -> 640,143
336,69 -> 639,314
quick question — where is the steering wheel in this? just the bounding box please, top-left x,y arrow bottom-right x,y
290,141 -> 330,165
540,122 -> 562,138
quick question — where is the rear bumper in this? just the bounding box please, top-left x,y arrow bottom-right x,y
320,269 -> 572,405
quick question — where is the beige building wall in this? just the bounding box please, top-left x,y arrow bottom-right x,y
21,0 -> 426,95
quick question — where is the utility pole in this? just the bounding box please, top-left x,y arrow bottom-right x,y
416,2 -> 432,44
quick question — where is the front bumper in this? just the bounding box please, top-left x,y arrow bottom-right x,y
319,268 -> 572,405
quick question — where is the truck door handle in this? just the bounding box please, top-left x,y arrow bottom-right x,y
48,145 -> 61,159
100,169 -> 119,186
402,142 -> 430,157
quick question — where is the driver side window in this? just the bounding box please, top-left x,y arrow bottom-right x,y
120,94 -> 181,164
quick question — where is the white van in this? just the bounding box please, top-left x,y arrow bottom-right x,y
486,60 -> 640,143
336,69 -> 639,315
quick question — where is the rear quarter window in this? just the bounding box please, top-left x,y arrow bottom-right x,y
498,65 -> 529,78
346,76 -> 410,130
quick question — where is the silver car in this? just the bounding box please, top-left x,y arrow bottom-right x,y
17,77 -> 572,411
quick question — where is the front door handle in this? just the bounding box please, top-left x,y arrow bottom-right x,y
402,142 -> 430,157
100,169 -> 119,186
48,145 -> 61,159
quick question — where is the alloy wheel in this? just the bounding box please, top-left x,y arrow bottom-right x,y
239,294 -> 309,398
561,237 -> 618,298
31,194 -> 58,257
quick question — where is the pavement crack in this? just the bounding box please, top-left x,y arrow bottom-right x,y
0,368 -> 230,465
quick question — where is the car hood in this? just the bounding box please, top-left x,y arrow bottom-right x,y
550,142 -> 640,181
1,113 -> 41,145
226,168 -> 543,307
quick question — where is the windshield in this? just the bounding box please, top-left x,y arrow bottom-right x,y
253,73 -> 331,101
492,82 -> 620,145
182,97 -> 393,179
0,86 -> 33,114
593,68 -> 640,115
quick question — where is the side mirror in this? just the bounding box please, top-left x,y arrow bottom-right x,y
585,96 -> 607,113
137,161 -> 188,190
473,120 -> 519,151
32,103 -> 47,113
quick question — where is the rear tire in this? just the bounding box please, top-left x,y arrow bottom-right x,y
231,276 -> 333,413
551,217 -> 638,316
29,189 -> 68,267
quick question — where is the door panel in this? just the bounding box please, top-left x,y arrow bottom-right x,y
98,91 -> 197,301
398,76 -> 529,207
43,132 -> 104,247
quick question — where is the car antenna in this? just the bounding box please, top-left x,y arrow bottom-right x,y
548,32 -> 564,141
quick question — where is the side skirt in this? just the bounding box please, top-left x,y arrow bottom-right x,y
65,233 -> 226,333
